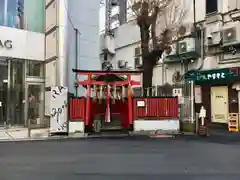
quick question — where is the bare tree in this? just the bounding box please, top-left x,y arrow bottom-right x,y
128,0 -> 188,93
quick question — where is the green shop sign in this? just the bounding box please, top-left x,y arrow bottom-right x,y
186,67 -> 240,83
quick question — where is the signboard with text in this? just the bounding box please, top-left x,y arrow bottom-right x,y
186,67 -> 240,84
50,86 -> 68,133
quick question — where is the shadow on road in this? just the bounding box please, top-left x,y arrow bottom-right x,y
177,130 -> 240,145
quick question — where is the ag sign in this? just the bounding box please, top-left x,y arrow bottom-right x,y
0,40 -> 12,49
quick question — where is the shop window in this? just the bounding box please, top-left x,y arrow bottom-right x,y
27,60 -> 43,77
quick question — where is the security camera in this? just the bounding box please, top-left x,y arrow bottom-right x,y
207,34 -> 212,39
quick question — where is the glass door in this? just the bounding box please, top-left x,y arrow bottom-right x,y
24,83 -> 44,127
0,61 -> 8,126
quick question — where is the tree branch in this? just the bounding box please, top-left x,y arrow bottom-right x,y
150,6 -> 159,50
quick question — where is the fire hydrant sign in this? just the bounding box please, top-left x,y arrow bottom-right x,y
50,86 -> 68,133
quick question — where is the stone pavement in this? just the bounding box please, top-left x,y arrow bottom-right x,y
0,125 -> 239,142
0,127 -> 49,141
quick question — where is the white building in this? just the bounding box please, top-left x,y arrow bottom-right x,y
0,0 -> 100,127
100,0 -> 240,124
45,0 -> 101,94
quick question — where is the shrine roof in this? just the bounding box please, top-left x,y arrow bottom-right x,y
72,69 -> 143,75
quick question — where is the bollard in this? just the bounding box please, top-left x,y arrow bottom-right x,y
198,106 -> 208,136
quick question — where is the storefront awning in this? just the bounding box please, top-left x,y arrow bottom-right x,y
186,67 -> 240,84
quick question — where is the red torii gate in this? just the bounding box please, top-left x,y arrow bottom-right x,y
72,69 -> 143,126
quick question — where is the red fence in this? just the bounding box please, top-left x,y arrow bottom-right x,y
133,97 -> 178,120
69,98 -> 85,121
70,97 -> 178,122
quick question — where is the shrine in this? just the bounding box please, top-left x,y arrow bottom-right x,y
69,69 -> 179,134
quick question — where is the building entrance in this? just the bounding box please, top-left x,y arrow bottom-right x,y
0,61 -> 8,125
0,59 -> 44,127
25,83 -> 44,127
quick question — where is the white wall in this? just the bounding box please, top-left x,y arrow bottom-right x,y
44,0 -> 101,95
0,26 -> 44,61
66,0 -> 101,95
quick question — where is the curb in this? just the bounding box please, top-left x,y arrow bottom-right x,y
0,134 -> 88,143
0,133 -> 198,142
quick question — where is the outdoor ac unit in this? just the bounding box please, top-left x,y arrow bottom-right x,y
166,43 -> 177,56
178,23 -> 195,37
118,60 -> 126,68
178,38 -> 196,54
222,23 -> 240,47
111,0 -> 119,6
135,57 -> 142,68
103,35 -> 116,54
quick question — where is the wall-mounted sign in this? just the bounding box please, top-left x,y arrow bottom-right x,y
194,86 -> 202,103
0,40 -> 12,49
186,67 -> 240,84
137,100 -> 145,107
172,88 -> 182,97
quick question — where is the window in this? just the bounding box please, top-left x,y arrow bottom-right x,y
6,0 -> 18,27
135,47 -> 141,56
206,0 -> 218,14
0,0 -> 5,26
27,61 -> 44,77
134,47 -> 142,68
24,0 -> 44,33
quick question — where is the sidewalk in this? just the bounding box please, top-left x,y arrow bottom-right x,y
0,127 -> 88,142
0,127 -> 49,141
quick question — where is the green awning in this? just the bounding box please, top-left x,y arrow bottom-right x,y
186,67 -> 240,84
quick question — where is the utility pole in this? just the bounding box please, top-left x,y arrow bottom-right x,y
74,28 -> 79,96
193,0 -> 196,33
103,0 -> 114,70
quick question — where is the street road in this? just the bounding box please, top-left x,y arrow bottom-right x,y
0,135 -> 240,180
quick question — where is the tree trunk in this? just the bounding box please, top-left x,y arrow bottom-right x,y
139,23 -> 154,96
143,58 -> 154,96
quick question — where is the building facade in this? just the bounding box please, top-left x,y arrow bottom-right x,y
100,0 -> 240,124
44,0 -> 101,118
0,0 -> 100,127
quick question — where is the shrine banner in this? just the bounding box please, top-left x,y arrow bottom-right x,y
50,86 -> 68,133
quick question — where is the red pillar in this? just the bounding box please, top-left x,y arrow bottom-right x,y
85,73 -> 91,126
105,85 -> 110,122
127,75 -> 133,126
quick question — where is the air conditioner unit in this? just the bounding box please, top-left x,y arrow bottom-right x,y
178,38 -> 196,54
111,0 -> 119,6
221,23 -> 240,47
103,35 -> 116,54
166,43 -> 177,57
135,57 -> 142,68
178,23 -> 195,37
118,60 -> 126,68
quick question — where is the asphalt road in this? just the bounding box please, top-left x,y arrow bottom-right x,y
0,135 -> 240,180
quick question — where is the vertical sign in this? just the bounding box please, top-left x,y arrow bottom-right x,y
50,86 -> 68,133
194,85 -> 202,103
